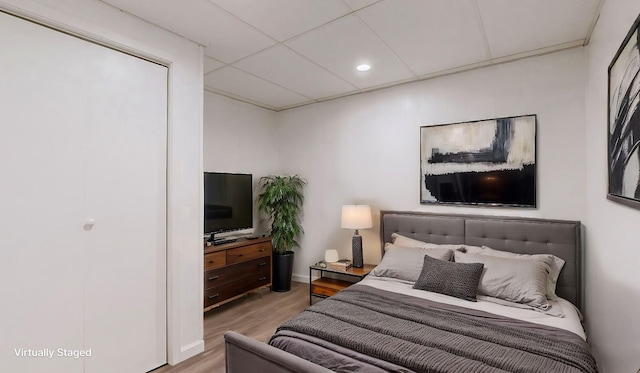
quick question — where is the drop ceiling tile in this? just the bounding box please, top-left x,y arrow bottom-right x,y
287,15 -> 414,89
107,0 -> 603,111
357,0 -> 489,76
344,0 -> 381,11
234,45 -> 357,99
204,66 -> 310,109
477,0 -> 600,58
209,0 -> 351,41
103,0 -> 275,63
204,56 -> 225,74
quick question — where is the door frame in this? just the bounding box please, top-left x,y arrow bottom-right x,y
0,0 -> 204,366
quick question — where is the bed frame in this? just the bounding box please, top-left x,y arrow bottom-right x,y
225,211 -> 583,373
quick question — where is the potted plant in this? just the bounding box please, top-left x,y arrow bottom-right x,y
256,175 -> 307,292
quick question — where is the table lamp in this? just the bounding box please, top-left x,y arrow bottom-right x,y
341,205 -> 372,268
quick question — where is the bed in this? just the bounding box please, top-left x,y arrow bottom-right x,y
225,211 -> 597,373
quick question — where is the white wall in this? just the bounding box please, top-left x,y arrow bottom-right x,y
584,0 -> 640,372
199,4 -> 640,370
0,0 -> 204,365
202,8 -> 640,370
277,48 -> 587,283
203,91 -> 280,233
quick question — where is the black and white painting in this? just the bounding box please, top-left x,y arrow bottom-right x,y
608,14 -> 640,210
420,115 -> 536,207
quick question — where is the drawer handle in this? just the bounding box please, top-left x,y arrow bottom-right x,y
208,294 -> 219,299
208,276 -> 219,281
238,254 -> 243,257
258,277 -> 267,281
259,248 -> 265,252
208,261 -> 214,264
258,262 -> 267,267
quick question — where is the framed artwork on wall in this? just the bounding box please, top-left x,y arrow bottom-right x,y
608,13 -> 640,210
420,114 -> 536,208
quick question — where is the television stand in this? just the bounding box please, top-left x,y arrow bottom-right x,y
203,237 -> 272,311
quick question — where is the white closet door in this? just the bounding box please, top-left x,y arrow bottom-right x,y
0,10 -> 167,373
0,11 -> 86,373
82,36 -> 167,373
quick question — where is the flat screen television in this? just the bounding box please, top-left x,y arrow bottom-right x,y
204,172 -> 253,236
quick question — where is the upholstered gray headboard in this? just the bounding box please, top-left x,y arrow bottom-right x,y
380,211 -> 583,311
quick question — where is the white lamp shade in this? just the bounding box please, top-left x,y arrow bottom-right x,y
341,205 -> 373,230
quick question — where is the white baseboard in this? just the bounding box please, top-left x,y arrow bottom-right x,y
292,273 -> 312,284
168,339 -> 204,366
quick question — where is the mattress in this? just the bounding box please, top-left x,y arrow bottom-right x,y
269,278 -> 596,373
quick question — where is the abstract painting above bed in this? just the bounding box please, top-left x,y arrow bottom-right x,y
420,115 -> 536,207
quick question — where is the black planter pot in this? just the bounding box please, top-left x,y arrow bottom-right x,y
272,251 -> 294,292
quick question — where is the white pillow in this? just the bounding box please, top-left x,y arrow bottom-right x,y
370,244 -> 454,282
462,245 -> 565,299
391,233 -> 465,251
454,251 -> 552,311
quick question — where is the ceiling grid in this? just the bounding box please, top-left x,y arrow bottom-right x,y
103,0 -> 603,111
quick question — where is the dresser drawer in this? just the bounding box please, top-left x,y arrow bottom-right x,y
204,270 -> 271,308
204,251 -> 226,271
204,256 -> 271,289
227,242 -> 270,264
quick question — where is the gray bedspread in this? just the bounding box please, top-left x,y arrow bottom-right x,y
269,285 -> 598,373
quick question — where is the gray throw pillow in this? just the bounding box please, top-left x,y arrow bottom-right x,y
454,251 -> 552,310
462,245 -> 565,300
370,244 -> 454,282
413,254 -> 484,301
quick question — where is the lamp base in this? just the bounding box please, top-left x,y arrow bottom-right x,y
352,234 -> 364,268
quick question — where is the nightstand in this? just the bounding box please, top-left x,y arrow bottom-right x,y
309,263 -> 376,305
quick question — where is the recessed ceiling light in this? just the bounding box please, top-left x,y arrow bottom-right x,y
356,64 -> 371,72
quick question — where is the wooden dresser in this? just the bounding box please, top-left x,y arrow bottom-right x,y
203,237 -> 272,311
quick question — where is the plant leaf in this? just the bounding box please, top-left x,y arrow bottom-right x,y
255,175 -> 307,254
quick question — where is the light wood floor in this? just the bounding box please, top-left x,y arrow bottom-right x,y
151,281 -> 309,373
